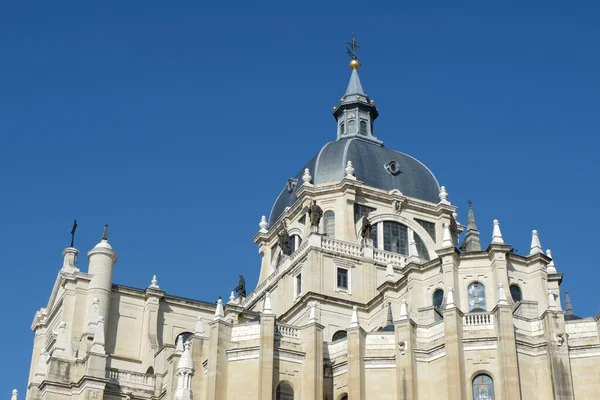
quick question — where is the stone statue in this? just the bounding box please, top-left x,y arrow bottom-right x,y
308,200 -> 323,227
278,222 -> 292,255
234,274 -> 246,297
359,215 -> 373,240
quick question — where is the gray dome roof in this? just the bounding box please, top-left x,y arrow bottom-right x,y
269,138 -> 440,225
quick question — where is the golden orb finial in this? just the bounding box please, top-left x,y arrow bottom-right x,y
349,59 -> 360,70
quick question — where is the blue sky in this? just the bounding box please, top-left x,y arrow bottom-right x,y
1,1 -> 599,394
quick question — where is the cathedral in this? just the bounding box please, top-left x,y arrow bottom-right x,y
23,51 -> 600,400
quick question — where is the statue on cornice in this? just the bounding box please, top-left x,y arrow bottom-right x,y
278,222 -> 292,256
359,215 -> 373,242
234,274 -> 246,297
308,200 -> 323,228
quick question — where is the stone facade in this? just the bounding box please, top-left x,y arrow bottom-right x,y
24,61 -> 600,400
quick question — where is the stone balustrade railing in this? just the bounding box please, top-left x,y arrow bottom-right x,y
373,249 -> 406,266
321,237 -> 363,258
275,323 -> 299,341
463,313 -> 494,328
107,369 -> 155,391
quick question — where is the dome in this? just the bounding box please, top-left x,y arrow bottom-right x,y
269,137 -> 440,226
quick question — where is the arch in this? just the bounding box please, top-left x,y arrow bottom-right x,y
175,331 -> 194,345
275,381 -> 294,400
347,119 -> 356,133
332,330 -> 347,342
338,394 -> 348,400
289,234 -> 302,254
472,373 -> 495,399
339,122 -> 345,136
433,288 -> 444,309
359,120 -> 368,135
509,284 -> 522,303
368,213 -> 437,257
145,366 -> 155,375
414,233 -> 430,260
467,282 -> 487,312
324,211 -> 335,238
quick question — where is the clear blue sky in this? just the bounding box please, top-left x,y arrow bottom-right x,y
1,1 -> 599,394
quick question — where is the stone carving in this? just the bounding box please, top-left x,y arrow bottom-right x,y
234,274 -> 246,297
278,222 -> 292,255
359,215 -> 373,240
308,200 -> 323,228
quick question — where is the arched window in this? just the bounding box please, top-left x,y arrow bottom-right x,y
383,222 -> 408,255
433,289 -> 444,309
324,211 -> 335,238
468,282 -> 487,312
275,381 -> 294,400
145,366 -> 154,375
175,331 -> 194,345
472,374 -> 495,399
414,234 -> 430,260
290,235 -> 302,253
347,119 -> 356,133
339,122 -> 345,135
510,285 -> 522,303
332,330 -> 347,342
359,120 -> 368,135
339,394 -> 348,400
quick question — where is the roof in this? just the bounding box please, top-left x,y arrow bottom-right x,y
269,137 -> 440,225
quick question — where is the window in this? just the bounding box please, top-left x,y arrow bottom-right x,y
472,374 -> 495,400
416,219 -> 436,242
414,234 -> 430,260
289,235 -> 302,254
339,395 -> 348,400
433,289 -> 444,309
339,122 -> 345,136
354,203 -> 375,223
510,285 -> 522,303
275,381 -> 294,400
359,120 -> 368,135
347,119 -> 356,133
175,332 -> 193,346
371,223 -> 378,248
296,274 -> 302,297
332,330 -> 347,341
298,214 -> 306,225
383,222 -> 408,255
337,268 -> 348,290
324,211 -> 335,238
468,282 -> 487,312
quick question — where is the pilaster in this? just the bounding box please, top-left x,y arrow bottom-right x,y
300,321 -> 324,400
141,286 -> 164,368
206,319 -> 232,400
347,326 -> 366,400
494,304 -> 522,400
543,310 -> 575,399
395,318 -> 418,400
258,314 -> 276,399
443,307 -> 467,400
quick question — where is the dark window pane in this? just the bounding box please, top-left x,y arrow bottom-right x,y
415,234 -> 430,260
433,289 -> 444,309
510,285 -> 522,303
296,274 -> 302,296
472,374 -> 495,399
359,120 -> 368,135
468,282 -> 487,312
354,204 -> 376,224
324,211 -> 335,238
337,268 -> 348,289
415,219 -> 436,242
332,330 -> 347,341
383,222 -> 408,255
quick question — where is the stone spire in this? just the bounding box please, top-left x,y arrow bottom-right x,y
262,291 -> 273,315
442,223 -> 454,248
386,302 -> 394,326
332,39 -> 380,144
491,219 -> 504,244
530,230 -> 543,255
462,203 -> 481,252
398,299 -> 408,321
565,291 -> 574,316
548,290 -> 557,311
213,297 -> 224,321
546,249 -> 557,273
350,306 -> 359,328
11,390 -> 17,400
175,341 -> 195,400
